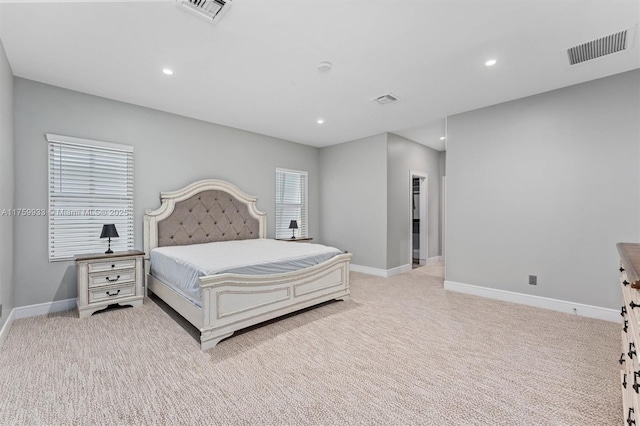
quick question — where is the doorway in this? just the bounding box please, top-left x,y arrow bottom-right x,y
409,171 -> 428,267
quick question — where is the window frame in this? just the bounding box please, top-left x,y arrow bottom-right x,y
47,133 -> 134,262
275,168 -> 308,239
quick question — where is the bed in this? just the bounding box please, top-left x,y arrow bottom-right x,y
143,179 -> 352,350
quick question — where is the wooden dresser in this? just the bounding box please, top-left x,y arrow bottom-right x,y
617,243 -> 640,425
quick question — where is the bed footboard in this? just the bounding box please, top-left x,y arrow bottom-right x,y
198,253 -> 351,350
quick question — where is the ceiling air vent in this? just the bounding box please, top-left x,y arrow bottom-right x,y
177,0 -> 232,23
566,27 -> 635,65
372,93 -> 400,105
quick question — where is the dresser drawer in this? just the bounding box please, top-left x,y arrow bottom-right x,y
88,283 -> 135,304
622,329 -> 635,370
88,259 -> 136,273
89,269 -> 136,288
623,371 -> 635,426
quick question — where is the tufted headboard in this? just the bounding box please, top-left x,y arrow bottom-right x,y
144,180 -> 267,260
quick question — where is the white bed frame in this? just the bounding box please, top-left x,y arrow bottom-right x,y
144,179 -> 352,350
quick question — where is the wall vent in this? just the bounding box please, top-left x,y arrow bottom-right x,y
177,0 -> 232,23
372,93 -> 400,105
566,27 -> 635,65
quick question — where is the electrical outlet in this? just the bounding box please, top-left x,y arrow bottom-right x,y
529,275 -> 537,285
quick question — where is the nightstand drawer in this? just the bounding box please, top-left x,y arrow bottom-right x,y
89,283 -> 136,303
89,269 -> 136,288
88,259 -> 136,273
89,283 -> 135,304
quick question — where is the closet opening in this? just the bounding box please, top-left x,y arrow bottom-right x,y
410,171 -> 428,268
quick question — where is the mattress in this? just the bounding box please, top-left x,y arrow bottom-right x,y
150,239 -> 342,307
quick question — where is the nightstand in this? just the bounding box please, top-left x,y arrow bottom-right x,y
276,238 -> 313,243
75,250 -> 145,318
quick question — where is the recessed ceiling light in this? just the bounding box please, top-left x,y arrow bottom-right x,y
162,68 -> 174,75
485,59 -> 497,67
317,118 -> 325,124
317,61 -> 333,72
440,136 -> 446,140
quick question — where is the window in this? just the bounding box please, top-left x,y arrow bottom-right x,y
275,168 -> 308,239
48,134 -> 134,261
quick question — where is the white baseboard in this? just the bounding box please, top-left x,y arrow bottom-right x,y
350,263 -> 412,278
388,264 -> 412,277
13,298 -> 77,320
0,308 -> 16,349
411,255 -> 441,264
0,298 -> 77,350
444,280 -> 619,322
349,264 -> 385,277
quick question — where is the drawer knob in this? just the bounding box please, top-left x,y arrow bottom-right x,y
621,266 -> 626,272
628,408 -> 636,425
623,373 -> 628,388
634,372 -> 640,394
624,280 -> 630,286
629,342 -> 636,360
620,353 -> 626,365
625,320 -> 629,333
111,264 -> 115,268
106,289 -> 121,297
622,306 -> 628,316
105,275 -> 120,283
631,301 -> 640,310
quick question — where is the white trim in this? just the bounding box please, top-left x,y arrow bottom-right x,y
388,264 -> 412,277
0,298 -> 77,350
13,298 -> 77,320
350,264 -> 386,277
444,280 -> 619,322
46,133 -> 133,152
441,176 -> 446,265
350,263 -> 412,278
426,256 -> 443,265
275,167 -> 308,176
0,308 -> 16,349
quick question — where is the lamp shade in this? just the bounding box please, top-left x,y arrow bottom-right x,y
288,220 -> 298,230
100,224 -> 119,239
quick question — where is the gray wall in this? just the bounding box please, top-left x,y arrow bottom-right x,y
0,40 -> 13,328
319,133 -> 388,269
438,151 -> 446,177
13,78 -> 320,307
387,133 -> 443,268
446,70 -> 640,309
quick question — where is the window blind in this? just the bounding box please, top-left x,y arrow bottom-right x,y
47,134 -> 134,261
275,168 -> 308,239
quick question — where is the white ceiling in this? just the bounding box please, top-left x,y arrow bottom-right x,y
0,0 -> 638,150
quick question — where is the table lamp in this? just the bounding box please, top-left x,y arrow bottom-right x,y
100,224 -> 119,254
288,220 -> 298,239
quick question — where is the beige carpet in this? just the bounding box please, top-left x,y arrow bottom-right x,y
0,264 -> 621,425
